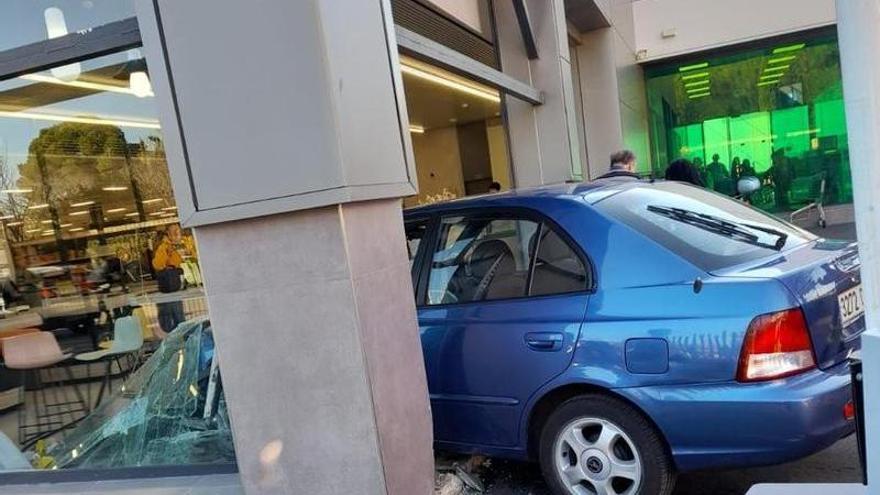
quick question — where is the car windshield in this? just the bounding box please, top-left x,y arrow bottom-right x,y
594,182 -> 817,272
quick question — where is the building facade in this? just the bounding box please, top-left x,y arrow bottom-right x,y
0,0 -> 852,494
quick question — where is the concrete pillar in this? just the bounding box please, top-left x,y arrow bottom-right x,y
196,199 -> 434,495
574,27 -> 625,179
837,0 -> 880,488
494,0 -> 584,186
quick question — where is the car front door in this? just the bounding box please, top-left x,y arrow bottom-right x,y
414,210 -> 592,448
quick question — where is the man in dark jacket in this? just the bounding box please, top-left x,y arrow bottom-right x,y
596,149 -> 641,180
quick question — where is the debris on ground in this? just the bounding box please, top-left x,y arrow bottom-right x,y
435,453 -> 492,494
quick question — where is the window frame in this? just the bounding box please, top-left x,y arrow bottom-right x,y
404,214 -> 438,305
0,15 -> 238,487
409,206 -> 594,308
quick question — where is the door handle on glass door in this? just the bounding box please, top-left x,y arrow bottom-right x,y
525,332 -> 564,352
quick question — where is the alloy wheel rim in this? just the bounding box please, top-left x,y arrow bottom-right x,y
553,417 -> 643,495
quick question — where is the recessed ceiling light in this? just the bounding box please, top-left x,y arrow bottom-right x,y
2,189 -> 32,194
106,207 -> 127,213
409,125 -> 425,134
141,198 -> 164,204
461,103 -> 469,108
41,219 -> 53,224
28,203 -> 49,210
70,210 -> 89,216
0,215 -> 13,220
125,212 -> 140,217
6,222 -> 23,227
71,200 -> 94,207
102,186 -> 128,192
69,227 -> 84,232
449,118 -> 458,123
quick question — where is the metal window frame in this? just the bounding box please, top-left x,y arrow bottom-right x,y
396,26 -> 543,105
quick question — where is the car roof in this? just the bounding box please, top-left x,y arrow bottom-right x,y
404,178 -> 647,216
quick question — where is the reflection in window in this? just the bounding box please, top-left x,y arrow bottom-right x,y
0,2 -> 135,52
645,32 -> 851,212
0,48 -> 233,472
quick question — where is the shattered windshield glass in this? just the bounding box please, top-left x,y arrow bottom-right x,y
43,318 -> 235,469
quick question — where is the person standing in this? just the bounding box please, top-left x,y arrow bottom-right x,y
664,158 -> 704,186
152,223 -> 196,334
596,150 -> 640,180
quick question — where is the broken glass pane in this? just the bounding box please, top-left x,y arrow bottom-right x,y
44,318 -> 235,468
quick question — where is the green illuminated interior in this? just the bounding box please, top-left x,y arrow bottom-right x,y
645,31 -> 851,212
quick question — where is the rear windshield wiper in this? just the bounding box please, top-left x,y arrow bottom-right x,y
647,205 -> 788,251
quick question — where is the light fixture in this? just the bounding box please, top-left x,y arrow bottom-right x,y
19,74 -> 148,97
150,212 -> 165,216
125,212 -> 140,217
106,207 -> 127,213
758,80 -> 781,87
70,210 -> 89,216
71,200 -> 94,207
69,227 -> 84,232
678,62 -> 709,72
686,86 -> 710,93
400,60 -> 500,103
688,91 -> 711,99
681,72 -> 709,81
0,215 -> 13,220
767,55 -> 797,65
2,188 -> 32,194
760,73 -> 783,80
102,186 -> 128,192
409,125 -> 425,134
684,80 -> 710,89
59,223 -> 72,228
763,65 -> 790,74
44,8 -> 81,82
28,204 -> 49,210
773,43 -> 805,54
162,206 -> 178,211
6,222 -> 23,227
129,72 -> 154,98
0,110 -> 160,130
42,230 -> 54,236
141,198 -> 164,204
41,219 -> 54,224
25,228 -> 41,234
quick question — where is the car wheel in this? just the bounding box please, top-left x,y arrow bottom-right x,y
538,394 -> 675,495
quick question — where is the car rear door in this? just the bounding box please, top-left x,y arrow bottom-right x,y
415,209 -> 591,448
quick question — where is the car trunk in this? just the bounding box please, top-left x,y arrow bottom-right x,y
715,239 -> 864,370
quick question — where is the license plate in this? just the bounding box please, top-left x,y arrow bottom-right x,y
839,284 -> 865,328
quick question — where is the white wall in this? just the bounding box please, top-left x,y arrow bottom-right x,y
633,0 -> 836,61
572,0 -> 651,178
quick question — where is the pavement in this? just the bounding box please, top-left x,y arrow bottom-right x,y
474,416 -> 860,495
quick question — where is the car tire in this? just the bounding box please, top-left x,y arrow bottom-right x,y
538,394 -> 676,495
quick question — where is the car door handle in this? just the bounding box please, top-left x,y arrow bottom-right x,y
525,332 -> 564,352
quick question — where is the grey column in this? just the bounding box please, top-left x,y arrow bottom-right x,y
196,200 -> 433,495
837,0 -> 880,488
494,0 -> 584,186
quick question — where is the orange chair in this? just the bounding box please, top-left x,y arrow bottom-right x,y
2,332 -> 88,446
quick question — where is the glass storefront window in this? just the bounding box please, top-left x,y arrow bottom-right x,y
400,55 -> 512,206
1,2 -> 135,52
0,46 -> 233,472
645,31 -> 851,212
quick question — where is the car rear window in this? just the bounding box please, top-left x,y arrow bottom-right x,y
594,182 -> 817,272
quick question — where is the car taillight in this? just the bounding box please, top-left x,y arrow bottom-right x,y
737,308 -> 816,382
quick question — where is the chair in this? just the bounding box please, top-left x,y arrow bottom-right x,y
75,316 -> 144,407
3,332 -> 88,447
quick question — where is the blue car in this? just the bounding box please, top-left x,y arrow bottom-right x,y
404,180 -> 862,495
